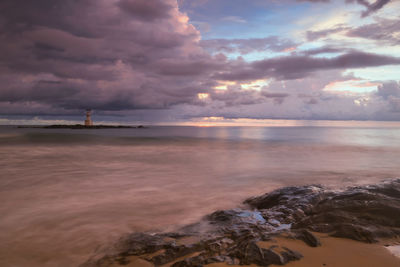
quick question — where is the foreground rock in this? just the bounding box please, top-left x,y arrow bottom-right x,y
81,179 -> 400,267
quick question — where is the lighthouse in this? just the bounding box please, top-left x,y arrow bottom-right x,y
85,109 -> 93,126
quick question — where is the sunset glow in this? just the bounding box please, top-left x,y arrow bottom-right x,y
2,2 -> 400,266
0,0 -> 399,124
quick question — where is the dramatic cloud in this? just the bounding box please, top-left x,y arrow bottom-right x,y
174,70 -> 399,121
214,52 -> 400,81
299,46 -> 349,56
377,81 -> 400,99
117,0 -> 174,21
347,0 -> 392,17
306,26 -> 350,41
201,37 -> 298,54
376,81 -> 400,112
347,18 -> 400,45
300,0 -> 393,17
0,0 -> 399,122
0,0 -> 218,113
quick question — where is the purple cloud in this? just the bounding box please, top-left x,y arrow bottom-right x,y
299,46 -> 351,56
0,0 -> 213,112
118,0 -> 174,21
306,26 -> 350,41
346,0 -> 392,17
214,52 -> 400,81
201,37 -> 298,54
376,81 -> 400,112
300,0 -> 393,17
0,0 -> 399,122
347,18 -> 400,45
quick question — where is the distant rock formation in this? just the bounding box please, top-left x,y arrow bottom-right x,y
18,125 -> 146,129
43,124 -> 137,129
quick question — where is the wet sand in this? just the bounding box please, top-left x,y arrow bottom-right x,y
206,236 -> 400,267
259,234 -> 400,267
107,233 -> 400,267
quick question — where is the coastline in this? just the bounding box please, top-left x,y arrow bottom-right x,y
205,237 -> 400,267
82,179 -> 400,267
106,235 -> 400,267
17,124 -> 145,129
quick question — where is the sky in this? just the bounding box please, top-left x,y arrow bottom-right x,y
0,0 -> 400,125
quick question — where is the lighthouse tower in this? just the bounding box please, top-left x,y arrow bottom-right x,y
85,109 -> 93,126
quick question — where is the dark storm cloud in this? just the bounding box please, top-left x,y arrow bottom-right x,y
0,80 -> 78,103
0,0 -> 214,112
118,0 -> 174,21
215,52 -> 400,81
0,0 -> 399,121
154,58 -> 224,76
0,0 -> 101,37
209,90 -> 266,106
201,37 -> 298,54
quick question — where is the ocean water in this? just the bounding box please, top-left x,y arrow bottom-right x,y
1,123 -> 400,266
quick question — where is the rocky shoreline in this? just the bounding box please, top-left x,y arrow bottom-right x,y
81,179 -> 400,267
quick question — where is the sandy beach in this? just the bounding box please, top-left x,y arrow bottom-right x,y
109,234 -> 400,267
262,234 -> 400,267
80,179 -> 400,267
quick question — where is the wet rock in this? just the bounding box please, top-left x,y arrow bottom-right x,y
81,179 -> 400,267
245,185 -> 326,211
293,179 -> 400,242
295,229 -> 321,247
118,233 -> 167,255
235,242 -> 285,266
171,256 -> 204,267
208,210 -> 237,222
331,224 -> 377,243
151,243 -> 200,266
206,255 -> 239,265
281,247 -> 303,261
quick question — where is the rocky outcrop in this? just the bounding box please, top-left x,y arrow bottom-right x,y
18,124 -> 146,129
81,179 -> 400,267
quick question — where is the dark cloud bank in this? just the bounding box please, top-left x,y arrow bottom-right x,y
0,0 -> 399,121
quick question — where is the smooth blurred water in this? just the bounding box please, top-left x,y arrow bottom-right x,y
1,124 -> 400,266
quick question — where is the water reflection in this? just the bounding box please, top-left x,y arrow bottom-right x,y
0,125 -> 400,266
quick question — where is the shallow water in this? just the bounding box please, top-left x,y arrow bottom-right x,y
1,124 -> 400,266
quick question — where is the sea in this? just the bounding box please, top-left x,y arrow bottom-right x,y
1,122 -> 400,266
